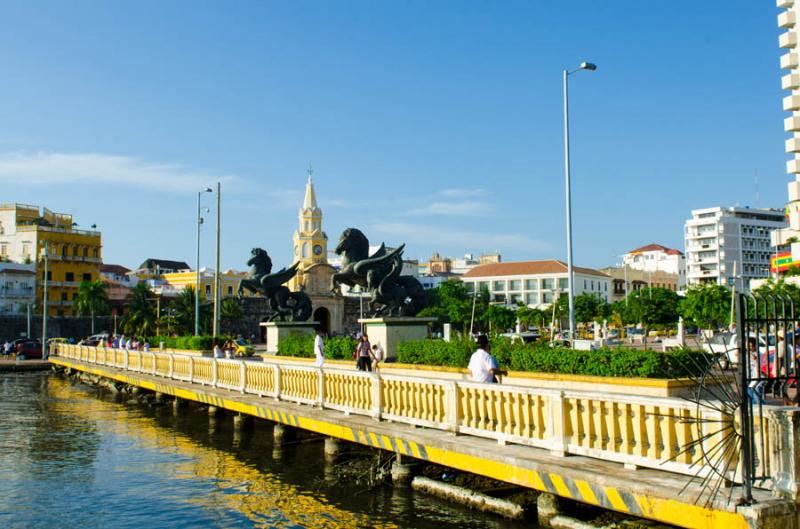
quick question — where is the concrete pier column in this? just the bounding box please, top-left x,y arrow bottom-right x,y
273,423 -> 296,445
172,398 -> 186,415
537,493 -> 562,528
154,392 -> 165,402
233,413 -> 253,430
324,437 -> 347,461
208,405 -> 223,417
391,455 -> 417,485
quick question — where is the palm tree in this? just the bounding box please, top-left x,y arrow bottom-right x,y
122,283 -> 157,338
170,286 -> 212,335
75,280 -> 110,334
221,297 -> 242,334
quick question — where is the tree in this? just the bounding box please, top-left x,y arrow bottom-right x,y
625,287 -> 680,329
752,278 -> 800,308
75,280 -> 110,335
555,293 -> 610,324
122,283 -> 157,338
483,305 -> 516,333
417,280 -> 490,331
516,305 -> 547,329
170,286 -> 211,335
221,297 -> 242,333
679,285 -> 731,330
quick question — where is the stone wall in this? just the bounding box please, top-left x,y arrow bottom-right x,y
220,297 -> 270,342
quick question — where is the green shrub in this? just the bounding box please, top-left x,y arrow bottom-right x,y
276,334 -> 359,360
397,338 -> 707,379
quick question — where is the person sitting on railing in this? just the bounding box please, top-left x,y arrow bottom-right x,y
212,339 -> 224,359
371,343 -> 383,371
469,335 -> 501,383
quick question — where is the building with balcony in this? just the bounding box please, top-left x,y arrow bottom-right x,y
0,204 -> 102,316
773,0 -> 800,268
684,206 -> 786,291
461,260 -> 610,309
599,266 -> 679,304
0,263 -> 36,315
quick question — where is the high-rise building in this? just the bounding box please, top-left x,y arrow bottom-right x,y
684,207 -> 786,291
773,1 -> 800,265
0,203 -> 102,316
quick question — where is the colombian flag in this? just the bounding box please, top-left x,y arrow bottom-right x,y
772,251 -> 794,273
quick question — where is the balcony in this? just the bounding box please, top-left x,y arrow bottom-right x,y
778,0 -> 795,9
787,136 -> 800,153
785,94 -> 800,111
46,281 -> 80,288
0,287 -> 34,298
786,115 -> 800,132
780,31 -> 798,49
782,52 -> 799,69
784,73 -> 800,90
48,255 -> 102,263
779,11 -> 796,28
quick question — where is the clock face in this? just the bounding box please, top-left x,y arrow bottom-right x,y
313,244 -> 323,256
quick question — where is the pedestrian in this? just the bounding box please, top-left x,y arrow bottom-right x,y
468,335 -> 499,383
223,339 -> 234,359
354,334 -> 372,372
314,328 -> 326,368
212,339 -> 224,359
3,339 -> 11,356
371,343 -> 383,371
142,339 -> 150,352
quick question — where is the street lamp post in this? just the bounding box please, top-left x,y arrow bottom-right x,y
212,182 -> 222,337
196,188 -> 212,336
41,245 -> 49,359
563,61 -> 597,342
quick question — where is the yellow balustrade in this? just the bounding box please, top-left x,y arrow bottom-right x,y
128,350 -> 142,371
280,367 -> 319,403
217,360 -> 242,390
172,355 -> 190,380
192,357 -> 214,385
382,376 -> 446,426
155,354 -> 170,376
459,384 -> 549,442
324,371 -> 372,412
142,352 -> 155,373
244,363 -> 275,395
114,349 -> 125,367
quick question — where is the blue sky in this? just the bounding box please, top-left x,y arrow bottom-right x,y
0,1 -> 789,271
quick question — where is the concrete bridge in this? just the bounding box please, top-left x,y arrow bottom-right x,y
49,344 -> 800,529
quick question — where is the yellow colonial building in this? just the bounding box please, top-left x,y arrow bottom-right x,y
0,203 -> 102,316
287,175 -> 343,333
160,269 -> 249,299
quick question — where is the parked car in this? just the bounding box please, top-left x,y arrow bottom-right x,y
702,332 -> 776,370
79,333 -> 110,346
16,340 -> 43,360
499,331 -> 540,344
234,338 -> 255,357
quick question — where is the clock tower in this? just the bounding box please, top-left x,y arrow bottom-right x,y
293,171 -> 327,266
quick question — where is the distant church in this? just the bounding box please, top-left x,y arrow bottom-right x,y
287,173 -> 344,334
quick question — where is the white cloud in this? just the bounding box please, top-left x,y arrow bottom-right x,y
368,221 -> 550,254
0,151 -> 234,192
411,200 -> 485,216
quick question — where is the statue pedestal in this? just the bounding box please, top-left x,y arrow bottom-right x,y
358,317 -> 436,361
261,321 -> 318,354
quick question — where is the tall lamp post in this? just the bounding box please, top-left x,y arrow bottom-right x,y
563,61 -> 597,342
41,244 -> 49,359
196,187 -> 213,336
212,182 -> 222,337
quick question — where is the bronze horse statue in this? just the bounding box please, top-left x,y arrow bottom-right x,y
238,248 -> 312,322
330,228 -> 425,317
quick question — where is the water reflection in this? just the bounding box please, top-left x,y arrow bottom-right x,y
0,374 -> 533,529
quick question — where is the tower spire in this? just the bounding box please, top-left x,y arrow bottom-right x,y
303,165 -> 318,211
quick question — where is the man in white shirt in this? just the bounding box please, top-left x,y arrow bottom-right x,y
314,328 -> 325,367
468,335 -> 498,383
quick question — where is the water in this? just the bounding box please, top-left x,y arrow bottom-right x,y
0,373 -> 536,529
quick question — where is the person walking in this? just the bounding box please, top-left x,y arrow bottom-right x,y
371,343 -> 383,371
468,335 -> 499,383
354,334 -> 372,372
212,339 -> 224,359
314,328 -> 326,368
223,339 -> 235,359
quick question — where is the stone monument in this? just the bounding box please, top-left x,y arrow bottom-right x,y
330,228 -> 433,360
237,247 -> 317,353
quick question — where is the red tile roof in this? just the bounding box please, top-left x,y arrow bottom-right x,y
0,269 -> 35,276
627,243 -> 683,256
100,264 -> 131,275
462,260 -> 609,279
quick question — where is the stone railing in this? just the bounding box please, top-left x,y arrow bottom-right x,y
53,343 -> 784,491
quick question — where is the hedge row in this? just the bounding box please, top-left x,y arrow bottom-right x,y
276,334 -> 359,360
396,338 -> 707,379
152,335 -> 233,351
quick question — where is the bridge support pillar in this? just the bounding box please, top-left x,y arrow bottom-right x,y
324,437 -> 347,461
208,405 -> 223,417
769,407 -> 800,502
391,455 -> 417,485
537,493 -> 562,528
233,413 -> 253,430
154,392 -> 165,402
273,423 -> 295,445
173,398 -> 186,415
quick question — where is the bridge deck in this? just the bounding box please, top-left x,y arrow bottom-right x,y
50,355 -> 791,529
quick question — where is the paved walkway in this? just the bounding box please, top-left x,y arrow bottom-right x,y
0,358 -> 51,372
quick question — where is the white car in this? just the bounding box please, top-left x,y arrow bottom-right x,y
702,332 -> 776,369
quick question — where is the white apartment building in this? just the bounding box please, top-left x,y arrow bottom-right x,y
773,1 -> 800,264
461,260 -> 610,309
622,243 -> 686,287
0,263 -> 36,315
684,207 -> 787,291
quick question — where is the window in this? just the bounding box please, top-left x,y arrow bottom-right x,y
465,282 -> 474,293
227,286 -> 233,295
93,248 -> 98,258
83,273 -> 91,281
72,293 -> 78,301
61,245 -> 67,257
492,280 -> 506,291
73,246 -> 78,256
477,281 -> 489,292
525,279 -> 537,290
509,280 -> 521,291
65,272 -> 74,282
584,280 -> 587,289
558,278 -> 568,289
302,242 -> 309,258
542,292 -> 553,303
493,294 -> 506,303
511,294 -> 523,304
61,292 -> 67,301
542,278 -> 554,290
43,271 -> 52,281
83,247 -> 88,257
526,292 -> 539,304
205,285 -> 212,296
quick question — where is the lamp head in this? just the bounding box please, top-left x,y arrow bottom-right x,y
203,187 -> 213,193
580,62 -> 597,71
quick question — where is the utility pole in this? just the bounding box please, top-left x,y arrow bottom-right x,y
212,182 -> 221,336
